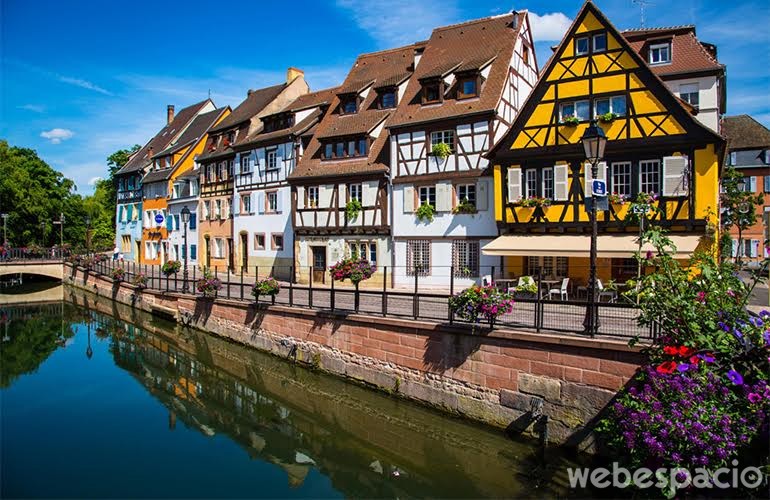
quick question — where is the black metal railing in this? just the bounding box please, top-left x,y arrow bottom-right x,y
0,247 -> 68,261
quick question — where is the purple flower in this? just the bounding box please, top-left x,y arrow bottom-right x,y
677,363 -> 691,372
718,321 -> 729,332
697,353 -> 716,363
763,331 -> 770,346
749,316 -> 764,328
727,369 -> 744,385
732,327 -> 743,340
645,250 -> 653,260
748,393 -> 761,404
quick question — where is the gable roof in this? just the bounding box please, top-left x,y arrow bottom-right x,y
722,115 -> 770,150
117,99 -> 213,175
487,1 -> 723,159
622,25 -> 723,77
290,43 -> 423,180
208,83 -> 287,133
387,12 -> 525,129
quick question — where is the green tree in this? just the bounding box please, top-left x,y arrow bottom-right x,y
720,165 -> 764,265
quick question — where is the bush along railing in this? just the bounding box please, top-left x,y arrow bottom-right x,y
596,226 -> 770,497
449,284 -> 515,329
196,269 -> 222,298
329,258 -> 375,312
252,277 -> 280,304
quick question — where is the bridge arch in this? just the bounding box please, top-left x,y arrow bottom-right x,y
0,262 -> 64,281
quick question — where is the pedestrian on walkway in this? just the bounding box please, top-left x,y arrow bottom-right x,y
113,245 -> 120,261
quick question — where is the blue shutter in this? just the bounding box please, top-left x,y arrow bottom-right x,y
166,215 -> 173,231
189,213 -> 197,230
190,245 -> 197,260
127,204 -> 133,220
181,245 -> 187,259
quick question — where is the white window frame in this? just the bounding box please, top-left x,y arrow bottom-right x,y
592,32 -> 607,52
640,160 -> 661,194
307,186 -> 319,208
575,36 -> 589,55
456,184 -> 476,206
430,130 -> 455,153
242,193 -> 252,214
452,240 -> 480,277
524,169 -> 538,198
407,240 -> 430,277
560,100 -> 590,121
419,186 -> 436,207
649,43 -> 671,65
266,149 -> 278,171
679,83 -> 699,109
611,162 -> 632,197
349,183 -> 362,203
542,167 -> 554,200
241,155 -> 252,174
267,191 -> 278,213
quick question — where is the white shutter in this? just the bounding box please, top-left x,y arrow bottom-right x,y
296,187 -> 305,209
554,164 -> 569,201
257,192 -> 265,214
731,239 -> 738,258
476,179 -> 489,211
276,190 -> 284,214
751,239 -> 760,258
583,162 -> 607,197
749,176 -> 757,193
319,185 -> 333,207
362,181 -> 378,206
663,156 -> 688,197
403,185 -> 415,213
507,167 -> 522,203
436,182 -> 452,212
338,184 -> 347,208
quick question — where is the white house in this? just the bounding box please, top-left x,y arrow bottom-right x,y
167,168 -> 200,267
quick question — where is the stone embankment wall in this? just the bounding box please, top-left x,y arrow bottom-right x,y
65,263 -> 643,450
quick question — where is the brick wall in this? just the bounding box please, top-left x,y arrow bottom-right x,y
65,263 -> 644,451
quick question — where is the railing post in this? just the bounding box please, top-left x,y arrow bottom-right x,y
240,266 -> 244,300
382,266 -> 388,317
330,275 -> 335,311
413,269 -> 419,320
491,265 -> 496,285
166,271 -> 170,293
289,266 -> 294,307
309,266 -> 314,308
215,266 -> 218,281
449,265 -> 454,324
174,270 -> 178,292
536,267 -> 543,332
227,268 -> 231,299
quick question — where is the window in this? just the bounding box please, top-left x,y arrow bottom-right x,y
679,83 -> 699,109
542,167 -> 554,200
764,175 -> 770,194
423,82 -> 441,103
254,233 -> 265,250
419,186 -> 436,207
227,131 -> 236,144
575,37 -> 589,55
213,238 -> 225,258
241,155 -> 252,174
348,241 -> 376,264
407,240 -> 430,276
740,176 -> 755,193
215,199 -> 222,219
267,191 -> 278,213
456,184 -> 476,206
190,244 -> 197,260
611,162 -> 632,197
266,149 -> 278,170
322,138 -> 368,159
335,142 -> 345,158
560,100 -> 590,121
593,32 -> 607,52
173,214 -> 180,231
349,183 -> 362,202
594,95 -> 627,116
228,160 -> 234,178
206,164 -> 215,182
324,144 -> 333,159
649,43 -> 671,64
307,186 -> 319,208
640,160 -> 661,194
271,233 -> 284,251
380,90 -> 396,109
341,98 -> 357,114
242,193 -> 252,214
201,201 -> 209,220
357,138 -> 367,156
430,130 -> 455,152
458,76 -> 478,99
452,240 -> 479,277
524,169 -> 538,198
527,256 -> 568,277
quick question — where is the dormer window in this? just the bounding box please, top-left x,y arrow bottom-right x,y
458,75 -> 479,99
226,132 -> 235,145
422,81 -> 442,104
322,137 -> 368,160
379,89 -> 397,109
263,113 -> 294,133
341,97 -> 358,115
649,42 -> 671,65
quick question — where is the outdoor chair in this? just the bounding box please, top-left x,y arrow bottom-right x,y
481,274 -> 493,286
598,280 -> 618,302
548,278 -> 569,300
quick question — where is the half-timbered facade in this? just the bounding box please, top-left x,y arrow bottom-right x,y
167,167 -> 200,266
387,12 -> 538,286
484,1 -> 724,285
289,45 -> 423,285
232,87 -> 337,280
114,100 -> 214,262
197,70 -> 309,271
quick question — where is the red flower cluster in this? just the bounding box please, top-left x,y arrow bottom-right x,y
662,345 -> 694,357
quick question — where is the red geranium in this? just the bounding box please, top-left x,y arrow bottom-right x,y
663,346 -> 679,355
677,346 -> 695,357
656,361 -> 677,374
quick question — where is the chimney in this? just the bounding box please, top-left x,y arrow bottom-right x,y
167,105 -> 175,124
287,67 -> 304,83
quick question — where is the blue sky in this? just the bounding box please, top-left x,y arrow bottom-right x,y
2,0 -> 768,194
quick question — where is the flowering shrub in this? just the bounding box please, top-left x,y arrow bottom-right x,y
252,277 -> 280,298
161,260 -> 181,276
196,269 -> 222,297
608,192 -> 629,205
110,267 -> 125,282
598,227 -> 770,494
449,284 -> 514,327
514,197 -> 552,208
329,258 -> 375,285
561,115 -> 580,125
133,273 -> 147,289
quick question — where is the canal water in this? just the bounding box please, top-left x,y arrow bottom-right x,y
1,288 -> 584,498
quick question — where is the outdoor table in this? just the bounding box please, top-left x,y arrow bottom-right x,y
496,278 -> 518,291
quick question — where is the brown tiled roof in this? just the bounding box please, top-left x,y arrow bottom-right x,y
208,83 -> 287,133
117,99 -> 213,175
291,43 -> 423,179
337,79 -> 375,95
388,12 -> 524,129
238,108 -> 323,148
286,86 -> 339,112
722,115 -> 770,150
622,26 -> 723,77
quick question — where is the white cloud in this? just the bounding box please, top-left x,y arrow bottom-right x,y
528,11 -> 572,42
18,104 -> 45,113
5,59 -> 113,96
336,0 -> 460,47
40,128 -> 74,144
58,76 -> 113,96
88,176 -> 103,186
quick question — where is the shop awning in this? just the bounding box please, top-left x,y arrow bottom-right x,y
482,234 -> 704,259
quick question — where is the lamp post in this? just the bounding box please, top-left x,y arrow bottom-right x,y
581,120 -> 607,337
736,201 -> 750,267
181,206 -> 191,293
52,212 -> 65,258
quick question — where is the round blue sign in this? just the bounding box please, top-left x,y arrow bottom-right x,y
154,213 -> 164,224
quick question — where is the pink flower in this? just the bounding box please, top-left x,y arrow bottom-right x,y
645,250 -> 653,260
696,291 -> 706,303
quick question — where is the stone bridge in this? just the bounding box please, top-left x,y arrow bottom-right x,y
0,260 -> 64,281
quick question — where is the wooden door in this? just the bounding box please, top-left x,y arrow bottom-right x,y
205,236 -> 211,268
227,238 -> 234,271
240,233 -> 248,271
311,246 -> 326,284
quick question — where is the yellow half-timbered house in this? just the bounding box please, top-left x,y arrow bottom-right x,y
484,1 -> 724,285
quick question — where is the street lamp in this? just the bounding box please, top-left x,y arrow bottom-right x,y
52,212 -> 65,258
736,201 -> 751,267
581,120 -> 607,336
180,206 -> 191,293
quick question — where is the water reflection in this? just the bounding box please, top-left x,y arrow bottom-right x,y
1,290 -> 582,498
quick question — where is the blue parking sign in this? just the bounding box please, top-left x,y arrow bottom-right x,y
592,179 -> 607,197
154,213 -> 164,225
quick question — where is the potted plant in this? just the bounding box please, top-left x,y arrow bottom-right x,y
196,269 -> 222,298
608,192 -> 629,205
252,277 -> 281,304
514,280 -> 538,297
452,198 -> 477,215
161,260 -> 181,277
598,112 -> 617,123
133,273 -> 148,289
448,284 -> 515,328
431,142 -> 452,159
514,197 -> 552,208
345,199 -> 363,221
329,257 -> 376,311
561,115 -> 580,126
415,202 -> 436,223
111,267 -> 125,282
